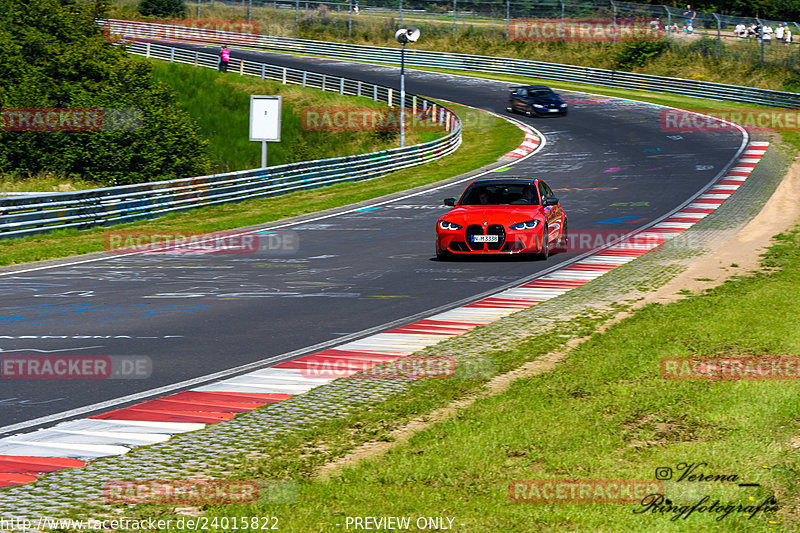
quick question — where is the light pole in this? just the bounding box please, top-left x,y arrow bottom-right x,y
395,26 -> 420,148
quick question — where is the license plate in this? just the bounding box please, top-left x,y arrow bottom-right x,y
548,108 -> 560,112
471,235 -> 499,243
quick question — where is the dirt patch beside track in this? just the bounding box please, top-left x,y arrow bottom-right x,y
643,152 -> 800,305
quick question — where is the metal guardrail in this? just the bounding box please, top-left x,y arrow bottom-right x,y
103,18 -> 800,108
0,42 -> 461,239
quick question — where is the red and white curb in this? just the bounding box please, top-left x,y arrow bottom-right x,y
501,123 -> 540,160
0,142 -> 768,489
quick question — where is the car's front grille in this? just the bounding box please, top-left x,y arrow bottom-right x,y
462,224 -> 506,252
487,224 -> 505,250
465,225 -> 484,251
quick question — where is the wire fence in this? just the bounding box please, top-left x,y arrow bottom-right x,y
103,19 -> 800,108
185,0 -> 800,66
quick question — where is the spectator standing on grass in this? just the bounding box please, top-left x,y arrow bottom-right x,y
763,24 -> 773,44
785,26 -> 792,44
776,23 -> 785,42
683,4 -> 695,34
735,22 -> 746,38
353,0 -> 359,14
649,17 -> 663,36
219,45 -> 230,72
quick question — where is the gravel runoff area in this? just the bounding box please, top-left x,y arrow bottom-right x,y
0,133 -> 791,526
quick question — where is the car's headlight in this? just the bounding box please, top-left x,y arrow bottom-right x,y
439,220 -> 462,230
533,104 -> 545,108
509,220 -> 540,230
560,103 -> 568,108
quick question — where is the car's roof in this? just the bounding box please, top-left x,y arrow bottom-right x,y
510,85 -> 553,91
467,178 -> 541,186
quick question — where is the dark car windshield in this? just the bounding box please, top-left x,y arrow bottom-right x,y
530,89 -> 557,98
460,184 -> 539,206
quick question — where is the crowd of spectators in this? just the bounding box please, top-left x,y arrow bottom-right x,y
734,22 -> 793,44
647,9 -> 795,45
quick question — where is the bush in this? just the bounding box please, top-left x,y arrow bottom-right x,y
783,71 -> 800,92
612,39 -> 670,70
138,0 -> 185,18
0,0 -> 211,185
299,4 -> 341,31
686,36 -> 724,58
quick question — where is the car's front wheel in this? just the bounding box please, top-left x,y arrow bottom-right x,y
557,218 -> 568,253
538,225 -> 550,260
436,244 -> 450,261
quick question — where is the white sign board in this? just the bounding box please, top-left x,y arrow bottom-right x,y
249,95 -> 281,142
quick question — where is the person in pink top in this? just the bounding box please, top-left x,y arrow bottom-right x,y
219,45 -> 230,72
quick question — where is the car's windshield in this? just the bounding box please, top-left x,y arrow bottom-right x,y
531,90 -> 556,98
460,184 -> 539,205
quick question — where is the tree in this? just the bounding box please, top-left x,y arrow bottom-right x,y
0,0 -> 210,185
138,0 -> 186,19
761,0 -> 800,22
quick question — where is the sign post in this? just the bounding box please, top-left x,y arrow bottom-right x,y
249,95 -> 282,167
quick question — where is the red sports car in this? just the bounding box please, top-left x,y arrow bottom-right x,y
436,178 -> 567,259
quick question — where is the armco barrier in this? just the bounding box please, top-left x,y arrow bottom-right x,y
103,18 -> 800,109
0,43 -> 460,239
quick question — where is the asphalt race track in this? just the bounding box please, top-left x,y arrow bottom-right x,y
0,46 -> 745,436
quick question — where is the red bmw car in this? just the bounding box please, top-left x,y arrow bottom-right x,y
436,178 -> 567,259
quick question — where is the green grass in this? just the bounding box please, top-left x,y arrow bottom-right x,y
128,226 -> 800,533
0,173 -> 100,194
147,59 -> 442,173
0,100 -> 519,266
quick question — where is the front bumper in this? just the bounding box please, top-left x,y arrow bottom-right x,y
532,106 -> 568,115
437,230 -> 544,255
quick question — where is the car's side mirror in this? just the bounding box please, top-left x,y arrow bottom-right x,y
443,197 -> 456,206
544,197 -> 559,206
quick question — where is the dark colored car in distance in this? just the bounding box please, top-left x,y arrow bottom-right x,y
507,85 -> 568,117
